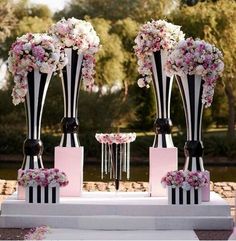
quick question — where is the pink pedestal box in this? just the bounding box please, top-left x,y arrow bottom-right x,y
202,170 -> 210,202
149,147 -> 178,197
54,146 -> 83,197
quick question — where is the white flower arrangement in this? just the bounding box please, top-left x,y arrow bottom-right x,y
165,37 -> 224,107
49,17 -> 100,90
8,33 -> 67,105
134,19 -> 185,88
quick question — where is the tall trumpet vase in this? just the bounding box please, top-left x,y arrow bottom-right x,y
176,74 -> 204,171
151,50 -> 174,148
22,70 -> 52,170
60,48 -> 83,147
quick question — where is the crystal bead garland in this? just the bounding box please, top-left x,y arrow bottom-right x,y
95,133 -> 136,191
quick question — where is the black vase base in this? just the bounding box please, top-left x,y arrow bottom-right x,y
23,139 -> 43,156
61,117 -> 79,134
154,118 -> 172,135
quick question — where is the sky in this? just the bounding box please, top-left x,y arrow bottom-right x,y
29,0 -> 70,12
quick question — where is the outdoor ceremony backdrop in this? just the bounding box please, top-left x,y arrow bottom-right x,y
0,0 -> 235,180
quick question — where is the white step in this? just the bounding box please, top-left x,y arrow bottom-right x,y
0,192 -> 233,230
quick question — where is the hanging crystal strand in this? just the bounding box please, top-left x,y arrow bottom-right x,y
109,144 -> 113,179
115,144 -> 118,180
101,143 -> 104,179
120,144 -> 122,179
105,143 -> 108,174
123,142 -> 127,172
127,142 -> 130,179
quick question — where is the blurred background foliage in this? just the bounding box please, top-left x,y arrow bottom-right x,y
0,0 -> 235,161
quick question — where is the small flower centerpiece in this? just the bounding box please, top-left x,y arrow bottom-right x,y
18,168 -> 69,204
95,133 -> 136,190
8,33 -> 67,105
49,17 -> 100,148
134,20 -> 184,148
161,170 -> 208,205
165,37 -> 224,107
134,19 -> 185,88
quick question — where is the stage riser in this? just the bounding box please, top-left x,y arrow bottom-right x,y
0,216 -> 233,230
1,204 -> 230,217
0,192 -> 233,230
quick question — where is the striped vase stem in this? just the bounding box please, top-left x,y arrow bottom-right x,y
22,70 -> 52,170
151,50 -> 174,148
60,48 -> 83,147
176,74 -> 204,171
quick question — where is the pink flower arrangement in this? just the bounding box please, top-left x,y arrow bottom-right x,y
95,133 -> 136,145
18,168 -> 69,187
8,33 -> 67,105
161,170 -> 185,188
24,225 -> 50,240
134,19 -> 185,88
161,170 -> 208,190
49,17 -> 100,91
165,37 -> 224,107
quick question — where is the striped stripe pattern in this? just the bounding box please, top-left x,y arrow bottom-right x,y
60,48 -> 83,147
151,50 -> 174,148
176,74 -> 204,171
22,70 -> 52,170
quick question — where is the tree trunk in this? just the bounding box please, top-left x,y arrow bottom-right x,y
224,80 -> 235,138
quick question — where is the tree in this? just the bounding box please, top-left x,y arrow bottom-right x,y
0,0 -> 17,44
171,0 -> 236,137
88,18 -> 125,86
55,0 -> 179,23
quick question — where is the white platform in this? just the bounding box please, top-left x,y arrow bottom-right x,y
0,192 -> 233,230
44,229 -> 199,240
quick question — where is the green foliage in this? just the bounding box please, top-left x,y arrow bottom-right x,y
129,84 -> 156,131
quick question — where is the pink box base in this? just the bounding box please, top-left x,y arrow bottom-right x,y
149,147 -> 178,197
54,146 -> 83,197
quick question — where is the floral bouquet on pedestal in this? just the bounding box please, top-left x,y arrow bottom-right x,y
134,19 -> 184,148
161,170 -> 208,205
8,33 -> 67,170
49,17 -> 100,147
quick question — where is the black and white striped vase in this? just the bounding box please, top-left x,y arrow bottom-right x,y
60,48 -> 83,147
168,186 -> 202,205
151,50 -> 174,148
176,74 -> 204,171
22,70 -> 52,170
26,185 -> 59,204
